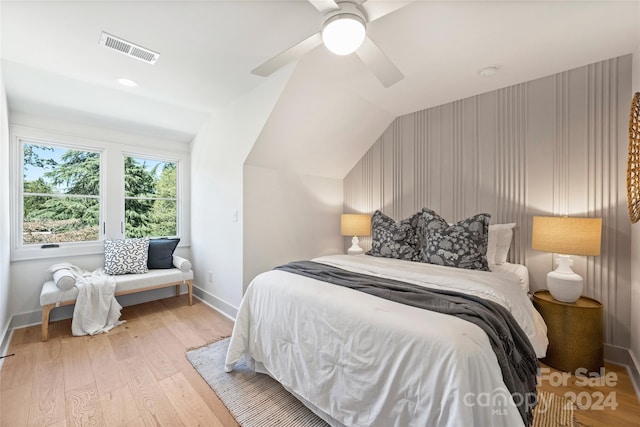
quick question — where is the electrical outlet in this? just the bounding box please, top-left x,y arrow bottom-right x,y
208,271 -> 213,283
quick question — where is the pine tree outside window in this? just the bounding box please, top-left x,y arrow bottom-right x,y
21,142 -> 101,244
124,156 -> 177,238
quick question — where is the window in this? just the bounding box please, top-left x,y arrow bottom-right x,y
21,141 -> 101,244
11,125 -> 191,261
124,156 -> 177,238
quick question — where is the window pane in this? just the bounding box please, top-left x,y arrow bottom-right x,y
23,143 -> 100,196
22,142 -> 101,245
23,196 -> 99,243
125,199 -> 177,238
150,200 -> 177,237
125,157 -> 176,198
124,156 -> 177,238
124,198 -> 154,238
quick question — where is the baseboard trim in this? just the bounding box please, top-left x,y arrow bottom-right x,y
604,343 -> 640,400
627,349 -> 640,401
0,323 -> 14,370
4,286 -> 190,332
0,284 -> 237,369
192,285 -> 238,320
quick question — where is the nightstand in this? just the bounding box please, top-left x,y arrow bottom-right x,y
532,290 -> 604,374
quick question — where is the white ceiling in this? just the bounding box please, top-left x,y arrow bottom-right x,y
1,1 -> 639,153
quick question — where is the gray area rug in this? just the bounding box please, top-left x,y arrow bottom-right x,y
186,337 -> 328,427
187,338 -> 574,427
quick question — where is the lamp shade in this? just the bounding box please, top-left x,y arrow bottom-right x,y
532,216 -> 602,256
341,214 -> 371,236
322,14 -> 366,55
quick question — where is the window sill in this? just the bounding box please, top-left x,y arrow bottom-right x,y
11,240 -> 190,262
11,241 -> 105,262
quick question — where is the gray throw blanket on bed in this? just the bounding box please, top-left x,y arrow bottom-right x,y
275,260 -> 539,427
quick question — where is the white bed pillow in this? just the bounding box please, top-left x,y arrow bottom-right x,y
486,223 -> 516,267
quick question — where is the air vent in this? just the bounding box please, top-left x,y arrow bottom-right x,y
99,32 -> 159,64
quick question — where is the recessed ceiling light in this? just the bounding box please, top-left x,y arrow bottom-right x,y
116,77 -> 138,87
479,66 -> 498,78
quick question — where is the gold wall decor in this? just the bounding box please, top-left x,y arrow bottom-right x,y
629,92 -> 640,223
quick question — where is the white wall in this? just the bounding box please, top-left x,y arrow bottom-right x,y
190,65 -> 294,316
243,165 -> 343,291
630,8 -> 640,378
0,69 -> 12,352
244,60 -> 395,180
6,113 -> 192,327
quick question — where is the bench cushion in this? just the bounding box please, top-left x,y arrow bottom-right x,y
41,268 -> 193,306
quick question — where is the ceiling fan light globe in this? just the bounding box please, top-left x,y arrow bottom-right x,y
322,15 -> 366,55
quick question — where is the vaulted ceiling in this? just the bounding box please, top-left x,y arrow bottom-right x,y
2,1 -> 639,168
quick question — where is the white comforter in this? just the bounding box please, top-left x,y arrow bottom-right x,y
225,255 -> 548,427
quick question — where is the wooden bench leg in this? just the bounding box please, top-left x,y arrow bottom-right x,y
175,284 -> 180,297
187,280 -> 193,306
41,304 -> 54,342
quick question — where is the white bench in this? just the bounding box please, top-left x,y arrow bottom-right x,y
40,256 -> 193,341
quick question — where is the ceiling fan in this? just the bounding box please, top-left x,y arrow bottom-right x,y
252,0 -> 410,88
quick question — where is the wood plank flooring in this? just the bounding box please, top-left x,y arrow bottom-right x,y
538,361 -> 640,426
1,294 -> 639,426
0,295 -> 238,427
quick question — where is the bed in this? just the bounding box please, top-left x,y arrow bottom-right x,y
225,254 -> 548,427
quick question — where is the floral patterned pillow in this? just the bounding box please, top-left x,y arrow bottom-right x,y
367,210 -> 425,261
419,209 -> 491,271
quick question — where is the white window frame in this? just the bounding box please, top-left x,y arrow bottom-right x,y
10,125 -> 190,261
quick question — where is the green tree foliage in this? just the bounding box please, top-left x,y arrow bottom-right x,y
22,145 -> 102,243
27,150 -> 100,227
23,144 -> 56,171
22,143 -> 177,243
23,178 -> 52,217
47,150 -> 100,195
124,157 -> 157,238
149,163 -> 177,236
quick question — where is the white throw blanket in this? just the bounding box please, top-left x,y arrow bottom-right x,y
49,264 -> 124,336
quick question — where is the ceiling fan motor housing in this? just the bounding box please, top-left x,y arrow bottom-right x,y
323,1 -> 368,27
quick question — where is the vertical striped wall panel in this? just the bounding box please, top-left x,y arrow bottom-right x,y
344,55 -> 632,347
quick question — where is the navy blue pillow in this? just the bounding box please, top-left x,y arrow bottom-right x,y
147,238 -> 180,269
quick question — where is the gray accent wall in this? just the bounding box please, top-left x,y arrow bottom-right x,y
344,55 -> 632,348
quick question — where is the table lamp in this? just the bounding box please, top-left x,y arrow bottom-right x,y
531,216 -> 602,303
341,214 -> 371,255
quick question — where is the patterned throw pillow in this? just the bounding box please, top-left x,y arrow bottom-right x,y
367,210 -> 425,261
419,209 -> 491,271
104,238 -> 150,275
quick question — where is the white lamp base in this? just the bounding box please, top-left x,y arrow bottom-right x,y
347,236 -> 364,255
547,255 -> 583,303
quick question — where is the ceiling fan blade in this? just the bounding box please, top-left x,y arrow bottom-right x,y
355,36 -> 404,88
361,0 -> 414,22
252,32 -> 323,77
307,0 -> 339,13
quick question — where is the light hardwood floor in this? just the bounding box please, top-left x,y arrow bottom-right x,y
0,295 -> 238,427
538,361 -> 640,426
1,295 -> 639,426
